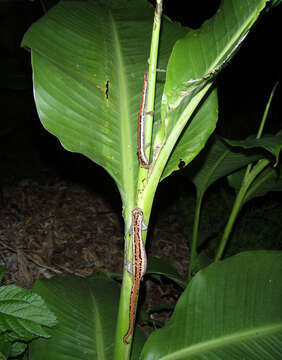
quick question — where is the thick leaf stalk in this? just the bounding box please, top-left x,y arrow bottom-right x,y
115,1 -> 164,358
215,159 -> 271,261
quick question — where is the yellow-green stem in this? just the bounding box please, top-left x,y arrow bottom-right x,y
188,195 -> 202,281
114,2 -> 163,358
215,159 -> 270,261
242,82 -> 278,184
137,0 -> 163,196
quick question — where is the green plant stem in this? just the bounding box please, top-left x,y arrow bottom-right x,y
216,82 -> 278,262
215,158 -> 270,261
141,84 -> 213,216
114,2 -> 164,358
137,0 -> 163,193
242,81 -> 278,184
257,81 -> 278,139
188,195 -> 202,281
39,0 -> 47,13
146,0 -> 163,147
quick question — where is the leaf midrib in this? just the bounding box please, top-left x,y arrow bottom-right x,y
110,14 -> 135,203
160,323 -> 282,360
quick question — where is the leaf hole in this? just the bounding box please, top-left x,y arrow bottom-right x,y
105,80 -> 109,99
178,159 -> 186,169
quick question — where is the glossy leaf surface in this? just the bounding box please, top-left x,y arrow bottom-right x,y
186,136 -> 261,200
22,0 -> 186,204
0,285 -> 56,341
159,0 -> 267,179
141,251 -> 282,359
228,163 -> 282,204
29,275 -> 146,359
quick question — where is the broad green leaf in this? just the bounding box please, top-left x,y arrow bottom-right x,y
161,88 -> 218,180
147,257 -> 186,289
0,285 -> 56,341
0,341 -> 10,360
225,131 -> 282,166
158,0 -> 267,179
22,0 -> 269,204
186,136 -> 261,200
190,250 -> 213,274
141,251 -> 282,360
7,342 -> 27,358
164,0 -> 267,109
185,136 -> 265,279
0,341 -> 27,360
21,0 -> 186,204
29,275 -> 146,360
228,162 -> 282,203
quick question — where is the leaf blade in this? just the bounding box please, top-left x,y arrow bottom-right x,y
157,0 -> 267,180
141,251 -> 282,360
0,285 -> 56,341
29,275 -> 146,359
22,0 -> 185,203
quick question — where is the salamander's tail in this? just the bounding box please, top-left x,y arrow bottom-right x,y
123,331 -> 131,344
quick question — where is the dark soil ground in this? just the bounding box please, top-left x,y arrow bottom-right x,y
0,174 -> 191,328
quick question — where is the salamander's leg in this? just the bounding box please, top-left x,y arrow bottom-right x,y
126,261 -> 133,275
141,220 -> 147,231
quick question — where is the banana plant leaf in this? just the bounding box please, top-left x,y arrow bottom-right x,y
225,131 -> 282,166
21,0 -> 268,206
21,0 -> 187,204
141,251 -> 282,359
228,163 -> 282,204
29,275 -> 146,359
186,136 -> 262,201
